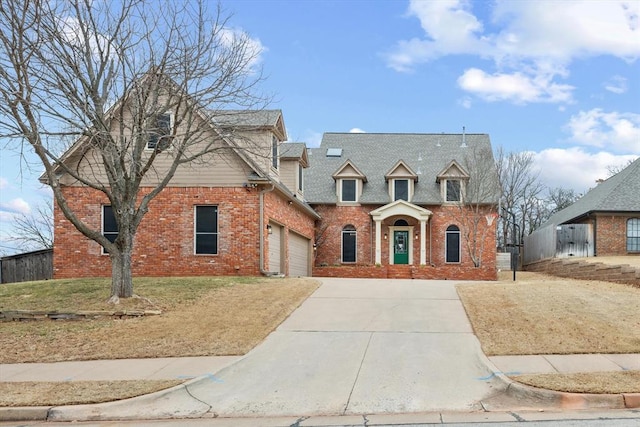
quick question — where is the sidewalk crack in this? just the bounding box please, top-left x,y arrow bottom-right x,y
343,332 -> 373,415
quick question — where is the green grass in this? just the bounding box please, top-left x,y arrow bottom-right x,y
0,276 -> 262,312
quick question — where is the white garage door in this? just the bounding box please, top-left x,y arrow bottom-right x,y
268,223 -> 282,273
289,232 -> 310,277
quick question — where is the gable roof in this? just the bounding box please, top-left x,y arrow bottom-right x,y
543,156 -> 640,226
280,142 -> 309,167
305,132 -> 498,204
332,159 -> 368,182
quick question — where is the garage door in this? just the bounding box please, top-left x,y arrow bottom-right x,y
289,232 -> 310,277
268,223 -> 282,273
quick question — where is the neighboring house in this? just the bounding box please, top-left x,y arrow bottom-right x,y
305,132 -> 499,280
46,108 -> 319,278
523,157 -> 640,264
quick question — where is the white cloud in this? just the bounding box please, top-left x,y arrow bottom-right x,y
533,147 -> 637,193
0,177 -> 8,190
0,198 -> 31,215
386,0 -> 640,104
604,75 -> 628,94
349,128 -> 366,133
565,109 -> 640,153
457,68 -> 573,104
219,28 -> 266,73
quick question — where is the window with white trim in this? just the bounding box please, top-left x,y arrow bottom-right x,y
627,218 -> 640,252
341,179 -> 357,202
102,205 -> 118,254
298,163 -> 304,192
446,179 -> 462,202
394,179 -> 409,201
445,225 -> 460,263
195,206 -> 218,254
147,112 -> 172,151
342,225 -> 357,263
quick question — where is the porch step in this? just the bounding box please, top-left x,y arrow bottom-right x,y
386,265 -> 413,279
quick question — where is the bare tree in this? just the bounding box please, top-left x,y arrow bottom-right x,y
606,158 -> 636,177
0,0 -> 269,302
456,145 -> 500,268
494,147 -> 545,248
546,187 -> 580,215
9,201 -> 54,251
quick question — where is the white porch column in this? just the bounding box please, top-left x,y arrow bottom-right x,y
420,219 -> 427,265
375,219 -> 382,265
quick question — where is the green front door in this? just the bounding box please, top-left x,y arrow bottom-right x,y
393,230 -> 409,264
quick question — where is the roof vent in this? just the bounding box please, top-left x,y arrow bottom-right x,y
326,148 -> 342,157
461,126 -> 467,147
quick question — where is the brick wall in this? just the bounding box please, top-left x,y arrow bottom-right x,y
53,185 -> 315,278
592,214 -> 639,256
311,203 -> 497,280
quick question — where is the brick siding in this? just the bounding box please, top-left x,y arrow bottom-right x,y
53,186 -> 315,278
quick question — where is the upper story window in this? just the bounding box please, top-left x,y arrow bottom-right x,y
446,179 -> 462,202
147,112 -> 172,151
271,136 -> 279,170
298,163 -> 304,192
341,179 -> 357,202
102,205 -> 118,254
394,179 -> 409,201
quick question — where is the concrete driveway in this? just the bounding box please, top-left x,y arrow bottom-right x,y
186,278 -> 505,416
50,278 -> 507,420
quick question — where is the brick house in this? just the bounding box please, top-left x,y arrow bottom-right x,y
305,132 -> 500,280
525,157 -> 640,262
47,96 -> 500,280
47,109 -> 319,279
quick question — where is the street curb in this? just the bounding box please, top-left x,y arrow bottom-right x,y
478,353 -> 640,411
0,406 -> 50,421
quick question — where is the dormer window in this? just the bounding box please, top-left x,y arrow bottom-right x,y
446,179 -> 461,202
147,112 -> 172,151
332,160 -> 367,205
385,161 -> 418,203
341,179 -> 357,202
394,179 -> 409,201
298,163 -> 304,192
437,160 -> 469,204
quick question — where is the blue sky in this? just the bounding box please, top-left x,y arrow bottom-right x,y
1,0 -> 639,254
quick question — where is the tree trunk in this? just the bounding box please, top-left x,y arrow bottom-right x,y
109,246 -> 134,302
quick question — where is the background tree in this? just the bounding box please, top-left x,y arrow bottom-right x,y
8,201 -> 54,251
456,145 -> 500,268
546,187 -> 581,215
0,0 -> 269,302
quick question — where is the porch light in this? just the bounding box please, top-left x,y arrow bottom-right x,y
267,224 -> 273,234
415,233 -> 419,240
384,233 -> 387,240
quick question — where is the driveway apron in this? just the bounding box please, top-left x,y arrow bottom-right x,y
186,278 -> 505,416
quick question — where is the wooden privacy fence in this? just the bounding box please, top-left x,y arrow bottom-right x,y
0,249 -> 53,284
523,224 -> 593,265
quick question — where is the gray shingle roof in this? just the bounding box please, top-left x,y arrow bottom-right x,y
280,142 -> 306,159
304,132 -> 498,204
209,110 -> 282,128
544,156 -> 640,226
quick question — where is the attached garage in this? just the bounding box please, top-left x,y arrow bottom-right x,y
268,222 -> 282,273
289,231 -> 311,277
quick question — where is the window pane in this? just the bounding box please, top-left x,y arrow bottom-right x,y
446,180 -> 461,201
196,234 -> 218,254
628,219 -> 640,251
196,206 -> 218,233
446,229 -> 460,263
394,180 -> 408,201
342,180 -> 356,202
148,113 -> 171,150
103,206 -> 117,233
272,137 -> 278,169
342,231 -> 356,263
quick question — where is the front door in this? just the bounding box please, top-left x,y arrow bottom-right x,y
393,230 -> 409,264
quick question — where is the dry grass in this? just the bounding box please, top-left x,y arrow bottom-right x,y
512,371 -> 640,394
456,272 -> 640,356
0,277 -> 319,363
0,380 -> 184,407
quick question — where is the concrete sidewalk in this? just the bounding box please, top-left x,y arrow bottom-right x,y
2,353 -> 638,383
